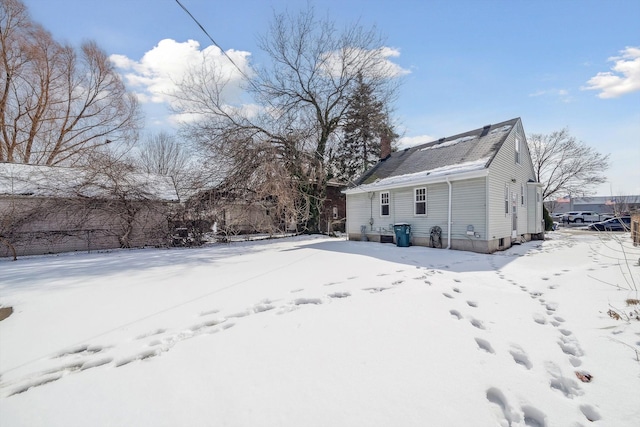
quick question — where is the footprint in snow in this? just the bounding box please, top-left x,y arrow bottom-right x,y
443,292 -> 454,299
522,405 -> 547,427
116,349 -> 160,367
135,329 -> 167,340
466,300 -> 478,308
293,298 -> 323,305
486,387 -> 521,426
475,337 -> 494,354
450,309 -> 462,320
545,302 -> 558,312
580,404 -> 602,422
546,361 -> 583,399
363,287 -> 389,293
558,336 -> 584,358
470,318 -> 485,330
200,309 -> 220,318
509,345 -> 532,369
533,313 -> 547,325
328,292 -> 351,299
55,344 -> 104,357
323,281 -> 340,286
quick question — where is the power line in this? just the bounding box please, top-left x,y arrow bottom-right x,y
174,0 -> 254,87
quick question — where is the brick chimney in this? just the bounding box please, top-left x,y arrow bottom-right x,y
380,133 -> 391,160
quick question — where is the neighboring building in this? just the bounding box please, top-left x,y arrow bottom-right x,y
545,195 -> 640,216
1,163 -> 179,258
189,181 -> 348,237
343,118 -> 544,253
321,180 -> 347,234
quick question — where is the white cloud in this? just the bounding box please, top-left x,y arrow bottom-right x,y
320,46 -> 410,79
528,88 -> 571,103
110,39 -> 252,106
582,46 -> 640,98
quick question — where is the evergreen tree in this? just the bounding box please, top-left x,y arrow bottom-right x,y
333,74 -> 396,183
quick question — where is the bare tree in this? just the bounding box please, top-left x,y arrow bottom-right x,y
1,153 -> 175,259
1,0 -> 141,166
174,6 -> 400,233
528,128 -> 610,201
78,151 -> 175,248
611,194 -> 640,216
135,131 -> 195,201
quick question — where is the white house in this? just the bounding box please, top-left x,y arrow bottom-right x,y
343,118 -> 544,253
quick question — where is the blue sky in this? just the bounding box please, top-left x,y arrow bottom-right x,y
22,0 -> 640,195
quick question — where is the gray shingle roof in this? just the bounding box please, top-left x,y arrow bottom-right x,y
354,118 -> 520,186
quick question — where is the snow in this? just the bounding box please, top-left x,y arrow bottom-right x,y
0,163 -> 179,202
1,231 -> 639,426
347,157 -> 490,193
419,135 -> 478,151
490,125 -> 513,134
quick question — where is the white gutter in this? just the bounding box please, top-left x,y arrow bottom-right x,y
446,176 -> 452,249
343,168 -> 489,195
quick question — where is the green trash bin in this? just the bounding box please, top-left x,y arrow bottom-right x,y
393,223 -> 411,247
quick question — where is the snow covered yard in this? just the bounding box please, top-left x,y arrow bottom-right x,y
0,231 -> 639,426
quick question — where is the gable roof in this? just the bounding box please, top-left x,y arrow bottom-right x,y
344,118 -> 520,194
0,162 -> 180,202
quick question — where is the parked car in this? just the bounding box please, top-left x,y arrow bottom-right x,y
550,213 -> 565,220
564,211 -> 601,223
589,216 -> 631,232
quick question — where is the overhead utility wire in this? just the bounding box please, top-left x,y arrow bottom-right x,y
174,0 -> 288,134
174,0 -> 255,90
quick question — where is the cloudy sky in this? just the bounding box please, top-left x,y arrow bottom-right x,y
22,0 -> 640,195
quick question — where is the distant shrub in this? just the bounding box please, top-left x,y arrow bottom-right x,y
543,206 -> 554,231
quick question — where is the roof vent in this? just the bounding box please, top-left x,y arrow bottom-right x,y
480,125 -> 491,137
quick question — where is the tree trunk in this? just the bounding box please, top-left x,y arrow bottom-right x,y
0,236 -> 18,261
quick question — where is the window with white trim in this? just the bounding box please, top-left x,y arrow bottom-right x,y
520,184 -> 525,206
414,187 -> 426,215
380,192 -> 390,216
504,184 -> 509,214
515,137 -> 521,164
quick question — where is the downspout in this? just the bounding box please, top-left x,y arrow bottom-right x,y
446,177 -> 452,249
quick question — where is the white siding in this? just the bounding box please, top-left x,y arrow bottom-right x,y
487,119 -> 537,240
346,193 -> 374,234
451,178 -> 487,239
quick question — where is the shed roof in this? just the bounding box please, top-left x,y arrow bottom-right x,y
0,162 -> 179,202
